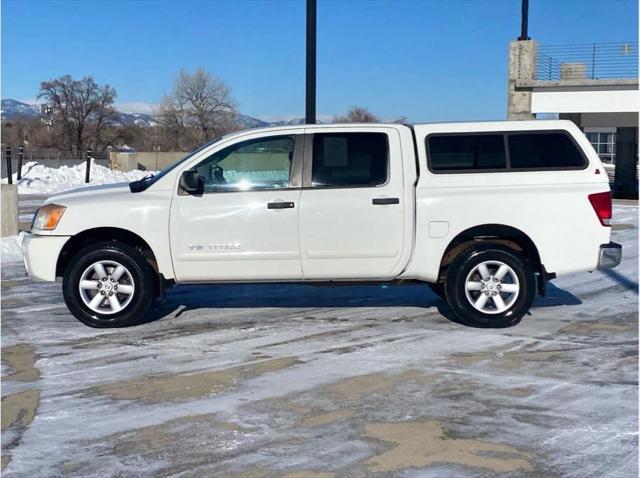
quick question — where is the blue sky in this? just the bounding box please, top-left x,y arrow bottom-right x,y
2,0 -> 637,122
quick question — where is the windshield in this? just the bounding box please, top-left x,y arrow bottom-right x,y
129,137 -> 222,192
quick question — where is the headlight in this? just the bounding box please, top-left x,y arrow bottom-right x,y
32,204 -> 66,231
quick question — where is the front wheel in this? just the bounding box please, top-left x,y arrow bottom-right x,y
63,242 -> 157,328
444,244 -> 536,328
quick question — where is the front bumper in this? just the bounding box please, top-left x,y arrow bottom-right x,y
22,233 -> 70,282
597,242 -> 622,270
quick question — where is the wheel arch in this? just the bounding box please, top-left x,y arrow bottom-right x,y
438,224 -> 545,281
56,227 -> 162,279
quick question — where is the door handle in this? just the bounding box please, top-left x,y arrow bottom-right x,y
372,197 -> 400,205
267,201 -> 295,209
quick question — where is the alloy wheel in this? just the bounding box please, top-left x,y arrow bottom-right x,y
78,260 -> 135,315
464,260 -> 520,314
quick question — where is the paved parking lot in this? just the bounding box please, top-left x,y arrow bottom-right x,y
1,201 -> 637,477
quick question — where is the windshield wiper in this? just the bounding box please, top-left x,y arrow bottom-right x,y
129,173 -> 155,193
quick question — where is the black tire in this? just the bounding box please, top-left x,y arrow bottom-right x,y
427,282 -> 446,299
62,241 -> 157,328
444,244 -> 535,328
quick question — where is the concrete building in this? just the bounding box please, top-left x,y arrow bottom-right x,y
507,40 -> 638,198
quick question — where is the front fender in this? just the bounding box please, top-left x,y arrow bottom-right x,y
35,188 -> 175,280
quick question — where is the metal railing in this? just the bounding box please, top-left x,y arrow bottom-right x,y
1,146 -> 110,181
21,149 -> 109,161
536,42 -> 638,81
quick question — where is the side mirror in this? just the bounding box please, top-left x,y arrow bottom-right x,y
179,169 -> 204,196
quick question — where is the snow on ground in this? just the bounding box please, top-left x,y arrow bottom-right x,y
2,161 -> 155,195
1,232 -> 26,263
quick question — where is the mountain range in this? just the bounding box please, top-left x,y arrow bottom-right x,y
1,99 -> 310,129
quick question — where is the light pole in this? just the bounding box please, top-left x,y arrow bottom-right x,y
305,0 -> 317,124
518,0 -> 530,41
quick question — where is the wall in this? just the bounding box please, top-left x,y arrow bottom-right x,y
579,112 -> 639,128
531,89 -> 640,115
1,184 -> 18,237
109,152 -> 186,172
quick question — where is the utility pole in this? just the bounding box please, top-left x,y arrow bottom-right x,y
305,0 -> 317,124
518,0 -> 530,41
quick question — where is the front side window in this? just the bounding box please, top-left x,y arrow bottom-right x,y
427,134 -> 506,171
312,132 -> 388,187
193,135 -> 295,191
508,133 -> 586,169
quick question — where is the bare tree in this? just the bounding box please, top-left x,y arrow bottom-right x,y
1,118 -> 36,146
158,93 -> 191,150
333,106 -> 380,123
159,69 -> 238,149
90,87 -> 118,151
38,75 -> 117,153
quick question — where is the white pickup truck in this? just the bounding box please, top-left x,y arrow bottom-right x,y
23,120 -> 621,328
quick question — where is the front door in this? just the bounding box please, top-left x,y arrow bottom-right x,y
299,128 -> 407,279
169,133 -> 303,282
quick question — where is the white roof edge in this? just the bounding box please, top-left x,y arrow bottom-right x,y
412,119 -> 574,127
233,122 -> 405,132
232,119 -> 577,136
412,119 -> 579,132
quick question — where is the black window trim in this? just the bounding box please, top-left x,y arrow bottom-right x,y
425,129 -> 589,174
302,132 -> 391,189
183,133 -> 304,195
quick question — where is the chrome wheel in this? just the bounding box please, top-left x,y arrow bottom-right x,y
464,260 -> 520,315
78,260 -> 135,315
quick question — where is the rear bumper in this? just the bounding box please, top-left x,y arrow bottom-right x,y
22,233 -> 70,282
598,242 -> 622,270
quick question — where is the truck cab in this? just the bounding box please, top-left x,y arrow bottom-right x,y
23,120 -> 621,328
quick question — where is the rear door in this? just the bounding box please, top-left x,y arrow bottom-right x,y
299,126 -> 409,279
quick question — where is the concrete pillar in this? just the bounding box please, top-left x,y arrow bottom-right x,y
1,184 -> 19,237
507,40 -> 537,120
613,127 -> 639,199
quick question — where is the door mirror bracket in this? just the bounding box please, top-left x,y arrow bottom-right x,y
179,169 -> 204,196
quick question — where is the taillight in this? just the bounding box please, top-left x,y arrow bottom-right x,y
588,191 -> 612,226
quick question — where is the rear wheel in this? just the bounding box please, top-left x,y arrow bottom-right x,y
444,244 -> 535,328
63,242 -> 156,328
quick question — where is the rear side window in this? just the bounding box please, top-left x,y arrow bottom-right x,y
312,132 -> 388,187
508,133 -> 586,169
427,135 -> 506,171
426,130 -> 587,173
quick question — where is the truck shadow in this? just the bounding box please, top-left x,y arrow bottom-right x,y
143,281 -> 582,324
533,282 -> 583,307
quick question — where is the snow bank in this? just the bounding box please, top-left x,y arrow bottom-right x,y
2,161 -> 156,195
1,232 -> 26,263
